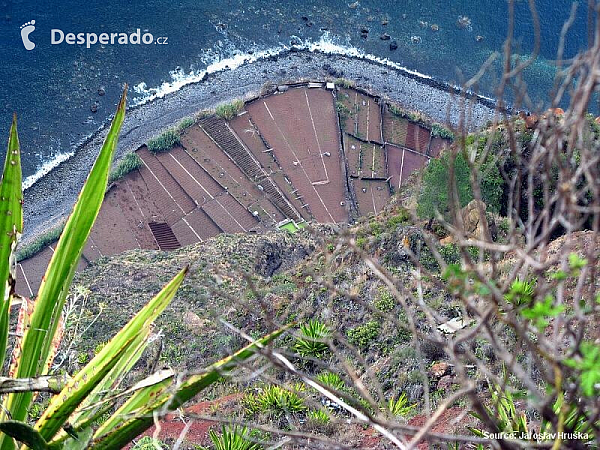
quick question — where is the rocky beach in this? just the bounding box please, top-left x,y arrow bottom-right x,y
21,49 -> 498,245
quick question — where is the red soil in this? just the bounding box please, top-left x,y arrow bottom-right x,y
386,144 -> 429,190
383,110 -> 409,146
247,87 -> 347,223
405,123 -> 431,153
352,178 -> 390,216
428,136 -> 451,158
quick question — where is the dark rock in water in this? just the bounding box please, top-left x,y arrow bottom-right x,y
305,21 -> 313,27
90,103 -> 98,113
301,16 -> 309,22
389,40 -> 398,51
380,33 -> 391,40
97,87 -> 106,96
360,26 -> 369,35
290,37 -> 302,46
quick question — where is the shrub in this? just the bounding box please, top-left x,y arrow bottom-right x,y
16,222 -> 65,262
243,385 -> 306,417
108,152 -> 142,184
147,129 -> 180,153
417,149 -> 503,219
131,437 -> 166,450
215,99 -> 244,120
315,372 -> 346,391
293,320 -> 331,358
347,321 -> 380,349
387,392 -> 416,417
385,208 -> 410,230
205,425 -> 262,450
334,78 -> 355,88
375,287 -> 395,312
431,123 -> 455,140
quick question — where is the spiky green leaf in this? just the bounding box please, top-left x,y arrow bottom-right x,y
92,326 -> 290,449
34,266 -> 187,442
0,422 -> 47,450
0,87 -> 128,444
0,115 -> 23,366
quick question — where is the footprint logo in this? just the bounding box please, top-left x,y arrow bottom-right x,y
20,20 -> 36,51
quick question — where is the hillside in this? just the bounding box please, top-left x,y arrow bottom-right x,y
16,86 -> 599,449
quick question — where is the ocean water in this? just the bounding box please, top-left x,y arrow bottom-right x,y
0,0 -> 588,185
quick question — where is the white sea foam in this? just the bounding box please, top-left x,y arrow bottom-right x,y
131,32 -> 438,105
23,149 -> 74,190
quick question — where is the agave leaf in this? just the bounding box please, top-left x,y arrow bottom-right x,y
92,325 -> 290,449
0,422 -> 47,450
48,328 -> 152,445
34,266 -> 187,442
0,88 -> 128,439
0,115 -> 23,367
58,428 -> 93,450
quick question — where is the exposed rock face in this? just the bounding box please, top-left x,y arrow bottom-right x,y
461,199 -> 490,240
254,237 -> 315,277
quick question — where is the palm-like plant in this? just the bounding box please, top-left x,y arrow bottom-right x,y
293,320 -> 331,358
205,425 -> 262,450
0,88 -> 287,449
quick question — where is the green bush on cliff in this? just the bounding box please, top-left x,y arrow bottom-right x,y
108,152 -> 142,184
215,99 -> 244,120
417,149 -> 502,219
16,223 -> 65,262
147,128 -> 180,153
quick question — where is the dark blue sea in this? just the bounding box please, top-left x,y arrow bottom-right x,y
0,0 -> 588,185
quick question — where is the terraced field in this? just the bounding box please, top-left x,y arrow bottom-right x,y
16,83 -> 452,296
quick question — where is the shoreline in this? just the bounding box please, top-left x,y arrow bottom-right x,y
21,49 -> 499,245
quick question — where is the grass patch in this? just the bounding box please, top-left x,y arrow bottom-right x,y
176,116 -> 196,132
431,123 -> 455,140
215,99 -> 244,120
147,129 -> 180,154
16,223 -> 65,262
334,78 -> 355,88
108,152 -> 142,184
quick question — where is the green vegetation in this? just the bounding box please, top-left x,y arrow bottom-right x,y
108,152 -> 142,184
176,116 -> 196,132
307,409 -> 330,425
386,393 -> 416,417
347,320 -> 380,350
243,385 -> 306,417
335,101 -> 352,122
203,425 -> 262,450
293,320 -> 331,358
16,222 -> 65,262
315,372 -> 346,391
131,437 -> 166,450
215,99 -> 244,120
0,89 -> 287,450
431,123 -> 455,140
147,128 -> 180,153
374,287 -> 395,312
417,149 -> 503,219
333,78 -> 355,88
